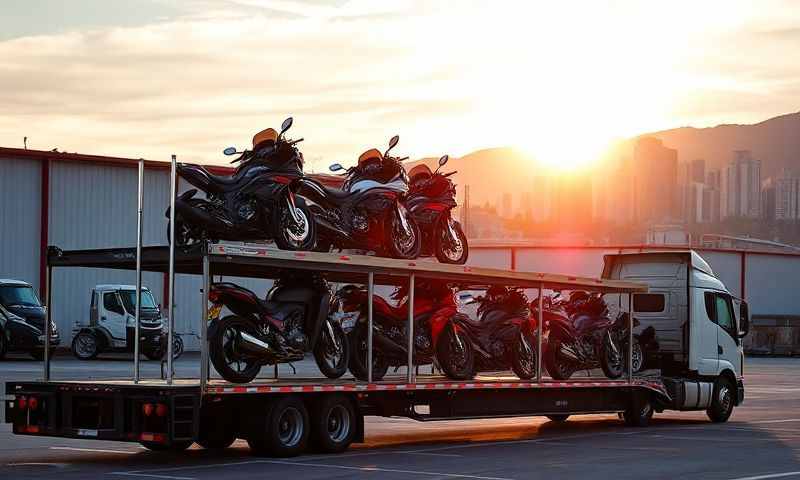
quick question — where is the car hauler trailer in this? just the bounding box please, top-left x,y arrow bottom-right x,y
3,158 -> 746,457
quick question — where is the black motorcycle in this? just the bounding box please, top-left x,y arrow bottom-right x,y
458,286 -> 538,379
208,273 -> 348,383
407,155 -> 469,264
167,117 -> 316,251
289,136 -> 422,259
540,291 -> 629,380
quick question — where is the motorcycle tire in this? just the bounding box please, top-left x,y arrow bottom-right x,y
600,333 -> 624,379
435,217 -> 469,265
313,322 -> 350,379
166,199 -> 209,250
511,329 -> 536,380
210,315 -> 262,384
348,325 -> 389,382
436,325 -> 474,380
544,337 -> 576,380
273,197 -> 317,251
386,213 -> 422,259
631,339 -> 644,373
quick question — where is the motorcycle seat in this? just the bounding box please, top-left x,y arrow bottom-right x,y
319,183 -> 355,200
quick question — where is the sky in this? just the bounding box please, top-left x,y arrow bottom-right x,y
2,0 -> 800,171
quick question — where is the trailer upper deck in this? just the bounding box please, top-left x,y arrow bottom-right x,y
47,243 -> 648,292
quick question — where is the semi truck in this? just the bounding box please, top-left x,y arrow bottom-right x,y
4,242 -> 748,457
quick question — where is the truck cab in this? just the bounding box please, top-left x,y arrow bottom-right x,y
0,279 -> 60,359
72,285 -> 168,360
602,251 -> 749,421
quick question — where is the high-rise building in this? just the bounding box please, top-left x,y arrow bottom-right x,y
633,137 -> 678,224
774,172 -> 800,220
689,159 -> 706,184
725,150 -> 761,218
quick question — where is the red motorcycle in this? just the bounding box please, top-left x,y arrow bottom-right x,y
334,279 -> 473,381
407,155 -> 469,264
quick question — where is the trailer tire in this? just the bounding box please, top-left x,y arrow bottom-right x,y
198,403 -> 237,450
140,440 -> 193,452
623,397 -> 653,427
247,396 -> 309,457
707,377 -> 734,423
310,395 -> 356,453
546,414 -> 570,422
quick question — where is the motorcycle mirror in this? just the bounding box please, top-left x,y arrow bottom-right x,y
438,154 -> 449,167
385,135 -> 400,157
280,117 -> 293,136
329,163 -> 344,172
223,146 -> 238,156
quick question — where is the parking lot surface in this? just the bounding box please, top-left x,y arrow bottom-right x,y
1,354 -> 799,479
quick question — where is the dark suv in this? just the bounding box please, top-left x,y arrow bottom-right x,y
0,279 -> 60,359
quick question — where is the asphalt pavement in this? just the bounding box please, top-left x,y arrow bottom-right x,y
1,354 -> 799,480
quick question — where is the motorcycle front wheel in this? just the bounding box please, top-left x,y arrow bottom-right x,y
348,325 -> 389,382
313,322 -> 350,379
386,213 -> 422,259
436,325 -> 474,380
273,197 -> 317,251
210,315 -> 262,384
435,217 -> 469,265
600,333 -> 624,379
511,329 -> 536,380
544,337 -> 576,380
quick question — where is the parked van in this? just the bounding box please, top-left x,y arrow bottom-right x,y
0,279 -> 60,359
603,250 -> 748,421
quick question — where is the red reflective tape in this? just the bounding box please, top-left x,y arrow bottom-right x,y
339,255 -> 350,261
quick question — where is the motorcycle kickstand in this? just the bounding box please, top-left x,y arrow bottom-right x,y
288,362 -> 297,375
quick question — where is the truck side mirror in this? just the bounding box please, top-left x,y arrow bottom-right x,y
739,301 -> 750,337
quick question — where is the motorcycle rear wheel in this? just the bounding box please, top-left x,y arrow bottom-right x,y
511,329 -> 536,380
544,337 -> 576,380
313,322 -> 349,379
210,315 -> 262,384
273,198 -> 317,251
436,325 -> 474,380
600,333 -> 624,379
435,217 -> 469,265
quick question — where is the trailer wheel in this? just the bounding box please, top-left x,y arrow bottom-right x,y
198,403 -> 237,450
140,440 -> 193,452
546,414 -> 570,422
623,397 -> 653,427
248,396 -> 309,457
707,377 -> 734,423
311,395 -> 356,453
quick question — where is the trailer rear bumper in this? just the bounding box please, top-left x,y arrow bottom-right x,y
5,381 -> 199,446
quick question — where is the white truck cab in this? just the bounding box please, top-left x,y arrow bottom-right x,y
603,251 -> 749,422
71,285 -> 179,360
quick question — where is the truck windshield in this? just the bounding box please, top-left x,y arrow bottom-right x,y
119,290 -> 157,312
0,285 -> 41,307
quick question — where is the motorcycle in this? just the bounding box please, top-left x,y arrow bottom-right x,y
289,136 -> 422,259
458,286 -> 538,379
407,155 -> 469,264
207,273 -> 348,383
334,279 -> 473,381
167,117 -> 316,251
538,291 -> 630,380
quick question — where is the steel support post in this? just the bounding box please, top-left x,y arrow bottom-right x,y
134,159 -> 144,383
407,274 -> 415,383
367,272 -> 374,383
536,282 -> 544,383
166,155 -> 177,384
200,252 -> 210,388
628,292 -> 634,383
43,266 -> 52,382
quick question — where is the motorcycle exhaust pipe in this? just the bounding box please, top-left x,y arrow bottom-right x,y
237,331 -> 273,356
174,197 -> 233,231
373,332 -> 408,357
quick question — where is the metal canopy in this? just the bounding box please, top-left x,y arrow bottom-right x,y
47,243 -> 647,293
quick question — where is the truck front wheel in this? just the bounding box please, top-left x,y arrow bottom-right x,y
72,331 -> 99,360
707,377 -> 734,423
623,396 -> 653,427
